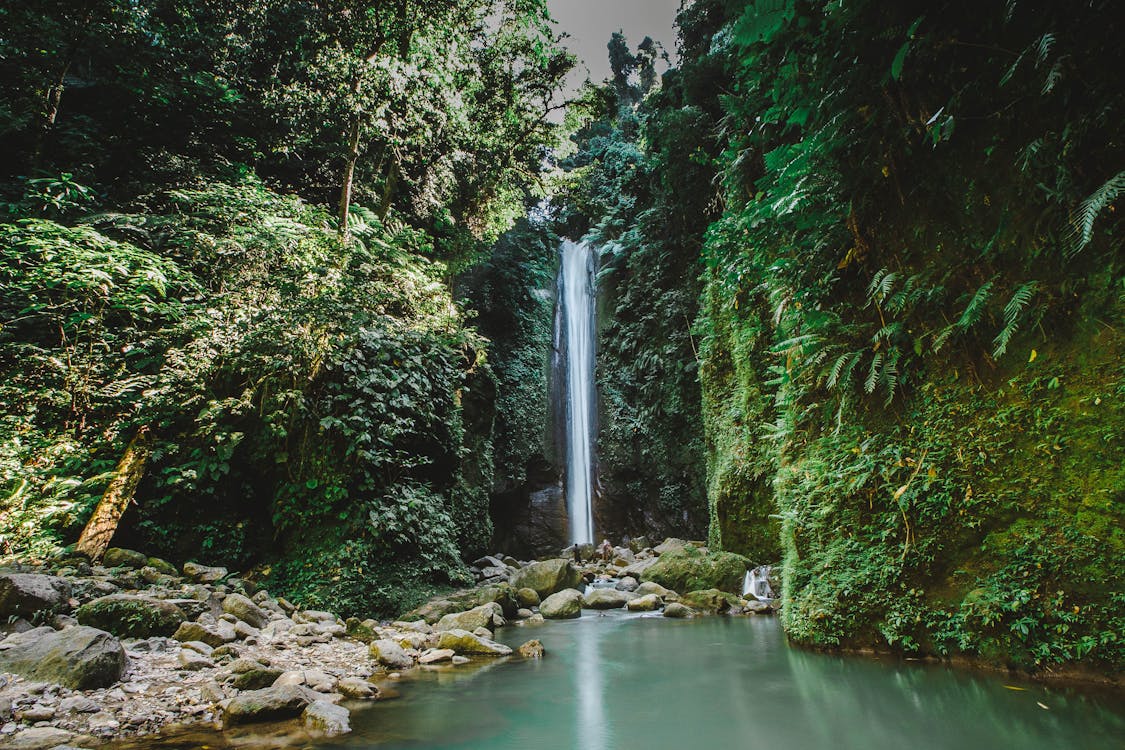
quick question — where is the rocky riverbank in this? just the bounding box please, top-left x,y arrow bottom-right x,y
0,538 -> 772,748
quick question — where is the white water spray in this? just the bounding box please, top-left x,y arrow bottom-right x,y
560,240 -> 596,545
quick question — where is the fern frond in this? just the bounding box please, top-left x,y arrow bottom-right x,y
1069,170 -> 1125,255
1018,138 -> 1044,172
865,351 -> 883,394
827,351 -> 861,389
992,281 -> 1038,357
956,280 -> 994,330
1035,33 -> 1055,66
1042,60 -> 1063,94
882,349 -> 901,405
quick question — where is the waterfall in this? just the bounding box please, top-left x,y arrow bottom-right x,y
742,565 -> 775,601
559,240 -> 596,545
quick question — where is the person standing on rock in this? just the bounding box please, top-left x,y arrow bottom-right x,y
598,539 -> 613,563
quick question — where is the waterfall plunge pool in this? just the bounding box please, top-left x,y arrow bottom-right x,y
151,611 -> 1124,750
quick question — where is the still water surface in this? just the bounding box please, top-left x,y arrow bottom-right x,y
332,611 -> 1123,750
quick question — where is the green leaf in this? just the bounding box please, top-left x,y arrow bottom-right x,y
891,42 -> 910,81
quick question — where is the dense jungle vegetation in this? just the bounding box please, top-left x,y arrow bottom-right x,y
564,0 -> 1123,674
2,0 -> 1121,678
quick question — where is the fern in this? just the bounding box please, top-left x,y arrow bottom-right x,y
864,351 -> 883,394
955,280 -> 994,330
1069,170 -> 1125,255
992,281 -> 1038,357
826,350 -> 861,390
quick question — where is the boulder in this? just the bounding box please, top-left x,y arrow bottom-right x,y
0,574 -> 71,618
582,588 -> 637,610
102,547 -> 148,569
182,562 -> 227,583
653,538 -> 693,554
337,677 -> 377,699
639,547 -> 750,595
662,602 -> 694,618
517,639 -> 544,658
303,700 -> 350,735
539,589 -> 583,619
418,648 -> 455,664
435,629 -> 513,656
625,593 -> 663,611
3,727 -> 78,750
635,581 -> 679,601
221,593 -> 270,629
615,576 -> 639,592
0,625 -> 125,688
223,685 -> 319,726
177,649 -> 214,671
509,559 -> 583,598
232,667 -> 285,690
172,621 -> 236,647
515,587 -> 540,607
744,599 -> 773,614
405,583 -> 518,623
145,556 -> 179,576
75,595 -> 186,638
369,639 -> 414,669
619,557 -> 659,579
679,589 -> 741,615
434,602 -> 503,633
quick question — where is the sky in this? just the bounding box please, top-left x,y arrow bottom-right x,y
545,0 -> 682,89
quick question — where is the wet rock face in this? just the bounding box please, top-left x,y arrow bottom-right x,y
0,626 -> 126,689
0,574 -> 72,619
75,595 -> 186,638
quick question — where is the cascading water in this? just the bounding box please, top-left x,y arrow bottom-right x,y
558,240 -> 597,545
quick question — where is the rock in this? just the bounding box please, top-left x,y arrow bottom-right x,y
679,589 -> 741,614
517,639 -> 544,658
221,593 -> 270,629
626,593 -> 663,611
516,608 -> 534,619
345,618 -> 377,642
515,587 -> 540,607
337,678 -> 376,699
181,640 -> 214,656
391,620 -> 431,634
619,557 -> 659,579
369,639 -> 414,670
232,667 -> 284,690
653,538 -> 693,554
101,548 -> 148,569
303,700 -> 350,735
435,629 -> 513,656
0,625 -> 125,689
276,597 -> 297,614
223,685 -> 319,726
75,595 -> 186,638
17,705 -> 55,722
302,670 -> 336,693
58,696 -> 100,714
451,655 -> 470,665
635,581 -> 679,600
509,558 -> 583,598
640,547 -> 750,595
2,727 -> 78,749
744,599 -> 773,614
177,649 -> 214,671
172,621 -> 235,647
161,598 -> 212,620
662,602 -> 694,618
539,589 -> 583,619
182,562 -> 227,583
582,588 -> 637,610
0,574 -> 72,618
293,610 -> 336,624
211,644 -> 242,659
145,556 -> 179,576
418,648 -> 455,664
472,626 -> 493,639
615,576 -> 639,592
626,536 -> 650,552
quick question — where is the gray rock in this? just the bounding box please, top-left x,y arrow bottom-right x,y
75,595 -> 185,638
0,574 -> 71,618
744,599 -> 773,614
663,602 -> 694,618
182,562 -> 227,583
369,639 -> 414,669
221,593 -> 270,629
101,548 -> 148,569
626,593 -> 663,611
231,667 -> 284,690
337,677 -> 376,699
0,625 -> 125,689
619,557 -> 659,579
302,700 -> 350,736
177,649 -> 214,671
582,588 -> 637,610
3,726 -> 78,749
223,685 -> 319,726
509,558 -> 583,598
172,621 -> 236,647
145,556 -> 179,576
435,629 -> 513,656
539,589 -> 583,619
181,640 -> 214,656
418,648 -> 455,664
58,696 -> 100,714
517,639 -> 544,658
434,603 -> 502,633
653,538 -> 693,555
615,576 -> 639,592
515,587 -> 540,607
635,581 -> 679,600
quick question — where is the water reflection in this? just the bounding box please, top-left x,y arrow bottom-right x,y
575,617 -> 606,750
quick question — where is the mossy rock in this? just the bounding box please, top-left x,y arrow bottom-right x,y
102,548 -> 148,569
679,589 -> 742,614
640,547 -> 750,595
75,595 -> 186,638
509,559 -> 582,599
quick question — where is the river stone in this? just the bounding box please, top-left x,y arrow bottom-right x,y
177,649 -> 214,670
419,648 -> 456,664
539,589 -> 583,619
3,726 -> 78,749
517,639 -> 544,658
145,556 -> 179,576
182,562 -> 227,583
232,667 -> 285,690
515,587 -> 540,607
582,588 -> 637,610
101,547 -> 148,569
433,602 -> 502,633
619,557 -> 659,579
75,595 -> 186,638
221,593 -> 270,629
173,620 -> 236,647
303,700 -> 351,735
744,599 -> 773,614
615,576 -> 639,592
436,629 -> 512,656
0,625 -> 125,689
635,581 -> 679,600
509,559 -> 583,598
626,593 -> 663,611
679,589 -> 741,614
0,574 -> 72,618
662,602 -> 694,618
337,677 -> 377,698
640,547 -> 750,595
370,639 -> 414,669
223,685 -> 319,726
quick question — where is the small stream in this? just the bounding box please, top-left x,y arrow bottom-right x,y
322,612 -> 1122,750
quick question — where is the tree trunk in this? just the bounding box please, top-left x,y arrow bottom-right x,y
338,114 -> 363,236
75,426 -> 152,561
